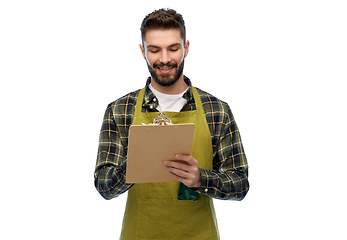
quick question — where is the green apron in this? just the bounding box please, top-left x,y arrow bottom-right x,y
120,87 -> 219,240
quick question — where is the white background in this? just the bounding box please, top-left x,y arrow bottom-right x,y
1,1 -> 346,239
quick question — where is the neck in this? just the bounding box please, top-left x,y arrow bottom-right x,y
151,75 -> 188,95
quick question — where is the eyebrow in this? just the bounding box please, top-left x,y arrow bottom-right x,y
147,43 -> 182,49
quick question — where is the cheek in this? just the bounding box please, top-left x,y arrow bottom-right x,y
178,50 -> 185,63
172,52 -> 185,65
145,54 -> 156,66
180,53 -> 185,63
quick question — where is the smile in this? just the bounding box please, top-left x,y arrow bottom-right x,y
157,66 -> 174,73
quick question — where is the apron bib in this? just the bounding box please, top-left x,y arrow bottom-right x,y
120,87 -> 219,240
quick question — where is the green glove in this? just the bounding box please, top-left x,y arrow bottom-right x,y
178,182 -> 200,201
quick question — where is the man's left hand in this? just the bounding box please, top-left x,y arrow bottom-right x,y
163,154 -> 201,188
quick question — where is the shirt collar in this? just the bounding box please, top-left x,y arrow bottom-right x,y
143,75 -> 193,110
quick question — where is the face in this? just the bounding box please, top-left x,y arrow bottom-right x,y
140,29 -> 189,87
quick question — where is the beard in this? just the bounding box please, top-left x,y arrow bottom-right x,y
146,60 -> 185,87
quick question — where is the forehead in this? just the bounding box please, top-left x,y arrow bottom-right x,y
144,28 -> 183,47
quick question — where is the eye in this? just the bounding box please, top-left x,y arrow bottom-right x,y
170,49 -> 179,52
149,50 -> 159,53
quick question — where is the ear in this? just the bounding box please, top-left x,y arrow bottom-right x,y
139,44 -> 146,60
184,40 -> 190,58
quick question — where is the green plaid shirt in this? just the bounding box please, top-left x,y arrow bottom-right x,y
94,76 -> 249,200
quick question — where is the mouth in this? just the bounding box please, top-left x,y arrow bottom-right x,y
156,66 -> 175,74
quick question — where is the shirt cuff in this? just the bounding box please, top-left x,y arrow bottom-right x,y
195,168 -> 211,195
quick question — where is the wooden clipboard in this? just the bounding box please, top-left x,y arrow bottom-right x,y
126,123 -> 195,183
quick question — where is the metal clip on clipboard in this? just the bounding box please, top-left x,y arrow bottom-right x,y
153,112 -> 172,125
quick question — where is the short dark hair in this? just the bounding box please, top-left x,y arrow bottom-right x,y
140,8 -> 186,43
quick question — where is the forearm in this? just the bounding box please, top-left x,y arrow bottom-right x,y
197,168 -> 249,200
94,159 -> 133,200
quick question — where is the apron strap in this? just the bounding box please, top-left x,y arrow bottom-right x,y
191,87 -> 204,113
135,88 -> 146,115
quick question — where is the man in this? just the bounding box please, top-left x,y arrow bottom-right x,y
94,8 -> 249,240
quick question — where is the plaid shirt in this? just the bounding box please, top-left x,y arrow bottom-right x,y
94,76 -> 249,200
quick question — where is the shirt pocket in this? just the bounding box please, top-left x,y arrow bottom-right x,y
136,197 -> 217,240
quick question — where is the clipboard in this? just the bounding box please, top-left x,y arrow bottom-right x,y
126,123 -> 195,183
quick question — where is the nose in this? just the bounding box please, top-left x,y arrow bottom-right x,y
159,50 -> 171,64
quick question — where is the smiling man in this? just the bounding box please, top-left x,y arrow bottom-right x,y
94,8 -> 249,240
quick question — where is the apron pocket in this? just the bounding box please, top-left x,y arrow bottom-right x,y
136,197 -> 217,240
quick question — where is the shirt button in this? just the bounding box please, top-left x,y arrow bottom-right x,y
204,188 -> 208,193
150,105 -> 153,109
153,98 -> 157,102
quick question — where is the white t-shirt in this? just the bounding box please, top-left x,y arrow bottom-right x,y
149,83 -> 189,112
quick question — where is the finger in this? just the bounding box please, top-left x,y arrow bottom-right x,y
175,155 -> 199,168
166,167 -> 192,179
168,170 -> 197,188
168,171 -> 187,184
164,161 -> 191,172
175,154 -> 192,162
165,164 -> 200,188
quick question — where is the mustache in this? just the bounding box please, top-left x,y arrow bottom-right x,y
153,61 -> 177,68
